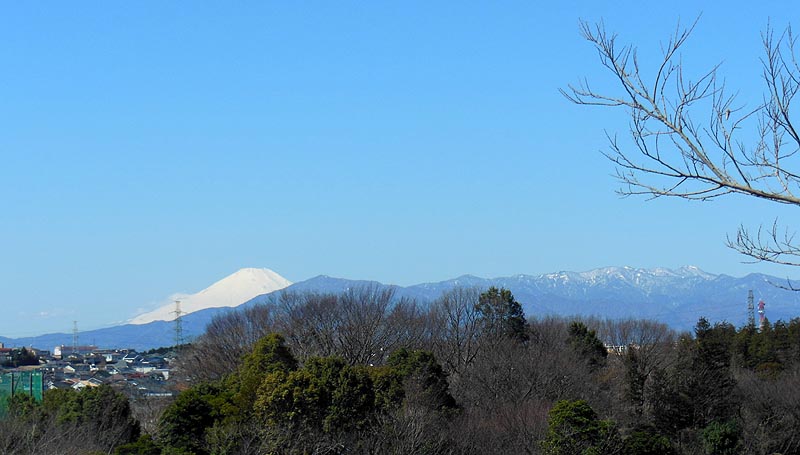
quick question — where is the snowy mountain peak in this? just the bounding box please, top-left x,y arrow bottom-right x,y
574,265 -> 713,281
129,268 -> 292,325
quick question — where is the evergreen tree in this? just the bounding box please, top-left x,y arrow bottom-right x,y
541,399 -> 621,455
231,332 -> 297,414
702,420 -> 741,455
158,383 -> 225,455
623,346 -> 647,416
789,318 -> 800,362
622,426 -> 674,455
255,357 -> 377,434
475,287 -> 528,342
568,321 -> 608,370
646,367 -> 693,435
387,348 -> 457,412
689,319 -> 738,426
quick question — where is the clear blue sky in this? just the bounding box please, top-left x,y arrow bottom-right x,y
1,1 -> 798,336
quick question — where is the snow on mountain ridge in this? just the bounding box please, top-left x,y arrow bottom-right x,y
524,266 -> 717,299
573,265 -> 713,282
129,268 -> 291,325
127,265 -> 716,328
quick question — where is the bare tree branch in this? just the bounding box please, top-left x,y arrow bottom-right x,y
566,19 -> 800,268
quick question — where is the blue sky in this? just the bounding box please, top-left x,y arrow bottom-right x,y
1,1 -> 799,336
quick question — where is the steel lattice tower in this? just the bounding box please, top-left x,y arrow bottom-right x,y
174,300 -> 184,346
72,321 -> 79,354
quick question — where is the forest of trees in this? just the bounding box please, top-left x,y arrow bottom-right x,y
3,286 -> 800,454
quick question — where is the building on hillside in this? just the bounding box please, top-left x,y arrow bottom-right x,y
53,345 -> 98,359
93,349 -> 125,363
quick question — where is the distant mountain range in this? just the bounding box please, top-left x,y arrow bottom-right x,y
2,266 -> 799,351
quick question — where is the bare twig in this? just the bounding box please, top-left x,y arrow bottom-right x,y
565,19 -> 800,267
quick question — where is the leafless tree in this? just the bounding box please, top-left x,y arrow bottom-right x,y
564,20 -> 800,267
427,287 -> 484,381
737,364 -> 800,454
336,286 -> 399,364
176,303 -> 278,382
449,317 -> 610,455
129,395 -> 172,435
273,291 -> 342,360
448,400 -> 551,455
594,318 -> 679,369
588,317 -> 681,423
457,317 -> 602,415
273,287 -> 428,365
0,408 -> 138,455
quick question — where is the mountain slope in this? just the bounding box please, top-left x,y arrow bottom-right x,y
4,266 -> 799,351
129,268 -> 291,324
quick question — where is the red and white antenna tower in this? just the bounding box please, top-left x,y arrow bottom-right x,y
758,299 -> 766,331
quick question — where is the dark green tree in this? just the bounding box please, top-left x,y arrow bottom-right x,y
623,346 -> 647,416
623,426 -> 674,455
255,357 -> 377,434
733,323 -> 758,369
324,363 -> 376,432
5,393 -> 39,419
114,435 -> 163,455
690,319 -> 738,426
647,367 -> 693,435
231,332 -> 297,414
386,348 -> 457,412
649,319 -> 739,436
568,321 -> 608,370
541,399 -> 621,455
702,420 -> 741,455
772,320 -> 791,363
369,366 -> 406,412
475,286 -> 528,342
158,383 -> 226,455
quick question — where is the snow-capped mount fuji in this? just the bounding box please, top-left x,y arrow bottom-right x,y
129,268 -> 291,325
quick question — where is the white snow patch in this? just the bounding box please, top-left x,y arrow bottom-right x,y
129,268 -> 292,325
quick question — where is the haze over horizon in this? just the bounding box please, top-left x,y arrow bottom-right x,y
3,1 -> 800,337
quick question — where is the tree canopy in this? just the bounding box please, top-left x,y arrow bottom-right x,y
475,286 -> 529,342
